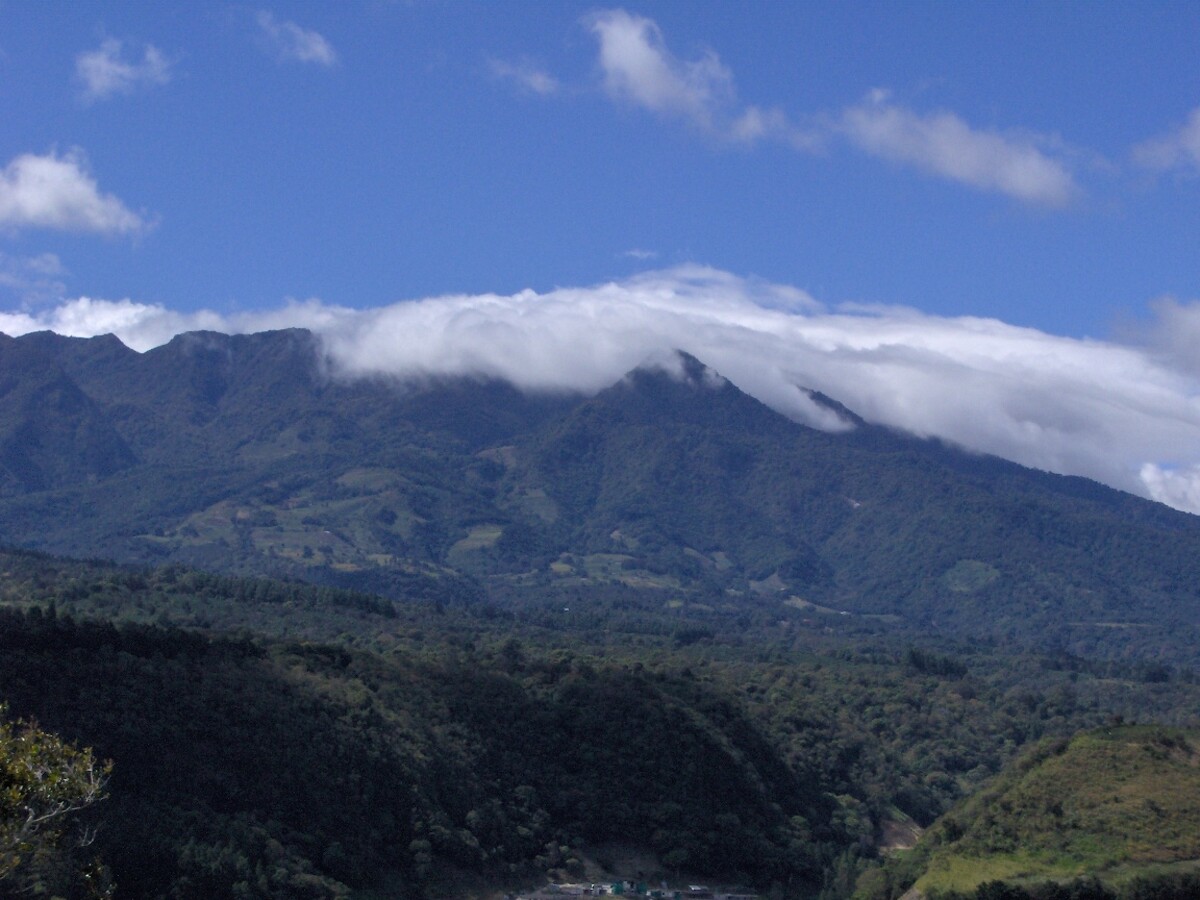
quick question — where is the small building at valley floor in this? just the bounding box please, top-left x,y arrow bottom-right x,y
514,882 -> 758,900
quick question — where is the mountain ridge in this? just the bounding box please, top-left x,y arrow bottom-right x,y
1,328 -> 1198,665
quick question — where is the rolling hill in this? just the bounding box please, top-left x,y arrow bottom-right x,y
907,726 -> 1200,899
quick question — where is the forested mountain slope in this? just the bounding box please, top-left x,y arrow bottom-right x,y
1,330 -> 1199,665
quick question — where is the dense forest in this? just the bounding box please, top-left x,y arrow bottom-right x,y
0,548 -> 1197,898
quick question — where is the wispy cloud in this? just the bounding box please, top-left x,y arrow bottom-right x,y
585,9 -> 804,147
75,38 -> 172,103
0,295 -> 331,357
257,11 -> 337,67
1140,463 -> 1200,515
0,149 -> 150,235
1127,295 -> 1200,378
570,10 -> 1082,203
4,266 -> 1199,514
588,9 -> 733,130
489,58 -> 559,96
1133,106 -> 1200,174
0,252 -> 67,306
839,90 -> 1080,206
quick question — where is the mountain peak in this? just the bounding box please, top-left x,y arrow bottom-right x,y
621,348 -> 729,393
672,349 -> 729,389
564,349 -> 803,439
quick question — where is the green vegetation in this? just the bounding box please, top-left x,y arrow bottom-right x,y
1,332 -> 1200,897
2,333 -> 1200,667
0,706 -> 113,898
0,548 -> 1196,896
906,728 -> 1200,899
0,600 -> 838,896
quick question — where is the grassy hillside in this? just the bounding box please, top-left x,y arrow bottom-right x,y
910,727 -> 1200,897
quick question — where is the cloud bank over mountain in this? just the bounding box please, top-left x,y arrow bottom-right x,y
2,265 -> 1199,515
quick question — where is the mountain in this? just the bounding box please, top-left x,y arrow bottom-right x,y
3,329 -> 1199,898
0,333 -> 136,492
2,329 -> 1199,664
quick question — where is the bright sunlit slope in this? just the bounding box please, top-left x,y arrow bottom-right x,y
910,727 -> 1200,898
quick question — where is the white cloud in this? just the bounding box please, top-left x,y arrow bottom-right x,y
76,38 -> 172,102
3,267 -> 1200,515
588,9 -> 733,130
1133,107 -> 1200,173
575,12 -> 1079,204
584,9 -> 815,148
1140,464 -> 1200,513
0,150 -> 149,235
839,91 -> 1079,206
1132,296 -> 1200,377
0,252 -> 67,305
490,58 -> 560,96
731,104 -> 813,148
257,11 -> 337,67
0,295 -> 322,353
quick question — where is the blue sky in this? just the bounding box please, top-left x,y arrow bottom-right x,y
3,1 -> 1200,512
2,1 -> 1198,330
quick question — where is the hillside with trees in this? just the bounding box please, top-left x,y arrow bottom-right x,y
0,548 -> 1197,897
1,330 -> 1199,897
1,332 -> 1199,666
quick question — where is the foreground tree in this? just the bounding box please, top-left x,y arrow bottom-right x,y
0,706 -> 113,897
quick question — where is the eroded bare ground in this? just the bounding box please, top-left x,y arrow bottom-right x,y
880,816 -> 924,852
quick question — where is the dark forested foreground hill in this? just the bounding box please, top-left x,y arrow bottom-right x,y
2,329 -> 1200,666
0,549 -> 1199,898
